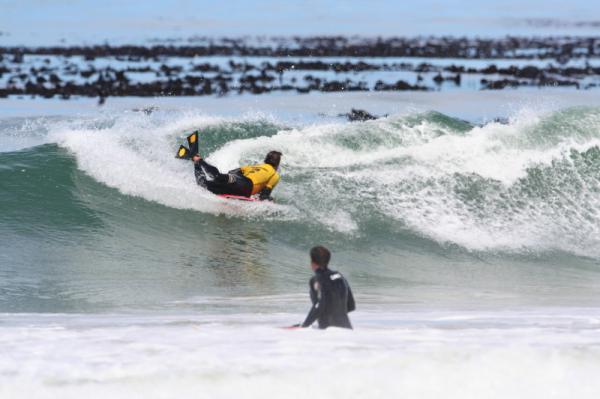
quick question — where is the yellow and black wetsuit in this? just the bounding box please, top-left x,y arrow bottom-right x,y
194,160 -> 279,200
240,163 -> 280,196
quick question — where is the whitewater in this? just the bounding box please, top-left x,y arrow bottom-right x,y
3,91 -> 600,398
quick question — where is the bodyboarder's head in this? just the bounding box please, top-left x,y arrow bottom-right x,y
264,151 -> 282,169
310,246 -> 330,271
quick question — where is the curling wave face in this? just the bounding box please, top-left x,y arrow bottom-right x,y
3,106 -> 600,257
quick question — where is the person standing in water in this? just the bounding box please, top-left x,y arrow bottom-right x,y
298,246 -> 356,329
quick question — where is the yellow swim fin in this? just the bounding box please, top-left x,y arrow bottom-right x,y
175,145 -> 191,159
187,131 -> 199,155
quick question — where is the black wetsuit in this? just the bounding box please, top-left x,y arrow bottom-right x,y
194,159 -> 253,197
302,268 -> 355,329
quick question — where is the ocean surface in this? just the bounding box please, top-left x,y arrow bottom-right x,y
3,90 -> 600,398
2,0 -> 600,44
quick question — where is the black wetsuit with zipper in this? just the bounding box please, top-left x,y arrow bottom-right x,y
302,268 -> 355,329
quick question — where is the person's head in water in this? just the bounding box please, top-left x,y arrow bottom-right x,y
310,245 -> 330,271
264,151 -> 282,169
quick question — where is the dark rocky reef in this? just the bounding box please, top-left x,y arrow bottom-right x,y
1,36 -> 599,102
3,36 -> 600,59
342,109 -> 380,122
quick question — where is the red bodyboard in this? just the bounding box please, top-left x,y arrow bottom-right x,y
217,194 -> 258,202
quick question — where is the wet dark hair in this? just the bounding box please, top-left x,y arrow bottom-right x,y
310,246 -> 331,269
264,151 -> 282,169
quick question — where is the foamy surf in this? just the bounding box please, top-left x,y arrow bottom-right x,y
1,308 -> 600,399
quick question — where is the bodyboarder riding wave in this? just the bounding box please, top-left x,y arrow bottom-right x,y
192,151 -> 281,200
176,131 -> 282,201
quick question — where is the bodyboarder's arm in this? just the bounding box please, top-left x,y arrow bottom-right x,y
258,188 -> 273,201
301,303 -> 320,328
265,172 -> 280,190
259,172 -> 280,200
301,278 -> 321,328
347,282 -> 356,313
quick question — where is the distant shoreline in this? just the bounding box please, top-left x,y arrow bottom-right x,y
1,36 -> 600,102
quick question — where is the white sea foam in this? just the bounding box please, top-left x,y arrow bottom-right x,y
0,116 -> 58,153
1,308 -> 600,399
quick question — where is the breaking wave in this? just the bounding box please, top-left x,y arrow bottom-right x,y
3,106 -> 600,256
